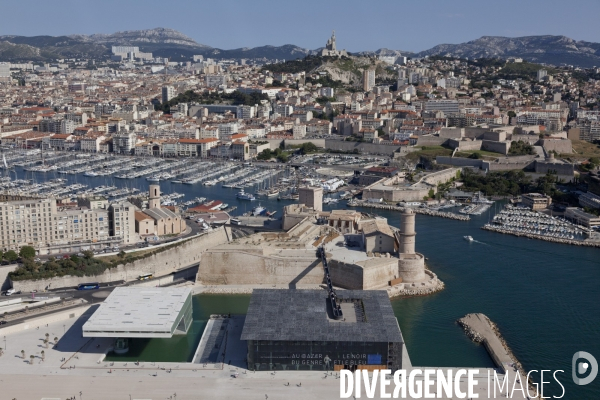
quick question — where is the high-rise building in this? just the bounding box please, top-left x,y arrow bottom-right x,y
39,118 -> 75,134
205,74 -> 228,88
108,201 -> 136,245
111,46 -> 140,55
162,86 -> 175,103
0,196 -> 137,254
537,69 -> 548,81
112,132 -> 137,154
0,62 -> 10,78
424,100 -> 460,115
363,69 -> 376,92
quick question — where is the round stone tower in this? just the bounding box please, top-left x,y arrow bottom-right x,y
149,184 -> 161,209
397,208 -> 426,282
398,209 -> 416,254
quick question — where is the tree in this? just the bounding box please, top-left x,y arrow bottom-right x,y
19,246 -> 36,260
4,250 -> 18,264
507,111 -> 516,118
0,347 -> 3,357
0,250 -> 3,262
298,142 -> 318,155
276,153 -> 289,163
82,250 -> 94,259
29,354 -> 34,365
428,189 -> 435,198
54,337 -> 59,346
256,149 -> 273,161
21,350 -> 25,359
41,350 -> 45,361
117,250 -> 126,259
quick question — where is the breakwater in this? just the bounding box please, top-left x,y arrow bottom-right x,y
348,201 -> 470,221
482,224 -> 600,248
458,313 -> 537,395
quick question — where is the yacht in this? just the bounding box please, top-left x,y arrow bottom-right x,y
236,189 -> 256,201
464,235 -> 474,242
252,205 -> 266,216
267,188 -> 280,197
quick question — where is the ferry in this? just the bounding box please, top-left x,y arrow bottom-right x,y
237,189 -> 256,201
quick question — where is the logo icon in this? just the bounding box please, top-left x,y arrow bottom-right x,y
572,351 -> 598,385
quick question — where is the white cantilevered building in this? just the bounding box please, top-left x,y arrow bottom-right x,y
82,287 -> 193,338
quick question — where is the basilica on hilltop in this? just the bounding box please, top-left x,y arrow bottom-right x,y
320,31 -> 348,57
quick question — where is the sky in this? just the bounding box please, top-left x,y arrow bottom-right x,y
1,0 -> 600,52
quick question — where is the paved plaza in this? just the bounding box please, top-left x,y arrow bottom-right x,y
0,309 -> 537,399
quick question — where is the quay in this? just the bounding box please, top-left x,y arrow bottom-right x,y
347,200 -> 471,221
482,224 -> 600,247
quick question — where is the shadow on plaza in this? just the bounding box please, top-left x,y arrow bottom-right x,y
52,304 -> 108,354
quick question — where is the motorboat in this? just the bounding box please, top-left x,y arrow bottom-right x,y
236,189 -> 256,201
464,235 -> 474,242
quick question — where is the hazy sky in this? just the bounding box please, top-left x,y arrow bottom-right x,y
2,0 -> 600,52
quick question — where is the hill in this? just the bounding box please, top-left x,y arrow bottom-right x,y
0,28 -> 316,62
417,35 -> 600,67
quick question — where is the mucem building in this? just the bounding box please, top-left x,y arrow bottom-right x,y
240,289 -> 404,371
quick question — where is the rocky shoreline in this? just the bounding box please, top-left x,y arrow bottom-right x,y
388,270 -> 445,298
482,225 -> 600,247
348,201 -> 470,221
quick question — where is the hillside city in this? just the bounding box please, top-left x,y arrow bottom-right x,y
0,24 -> 599,400
0,31 -> 597,259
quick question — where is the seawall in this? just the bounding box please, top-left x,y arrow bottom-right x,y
348,201 -> 470,221
482,225 -> 600,248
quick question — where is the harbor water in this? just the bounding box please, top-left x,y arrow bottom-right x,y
13,167 -> 600,398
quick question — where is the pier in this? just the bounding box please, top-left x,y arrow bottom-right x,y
458,313 -> 538,396
482,224 -> 600,247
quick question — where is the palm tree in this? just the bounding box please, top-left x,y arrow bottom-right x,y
43,339 -> 48,348
21,350 -> 25,359
41,350 -> 45,361
29,355 -> 34,365
45,333 -> 49,341
54,337 -> 58,345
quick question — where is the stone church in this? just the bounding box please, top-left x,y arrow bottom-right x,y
135,185 -> 186,238
320,31 -> 348,57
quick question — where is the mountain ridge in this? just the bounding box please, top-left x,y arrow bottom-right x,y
0,28 -> 599,67
415,35 -> 600,67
